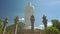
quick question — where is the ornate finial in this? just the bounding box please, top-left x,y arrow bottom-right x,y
15,16 -> 19,20
42,15 -> 47,20
30,15 -> 35,23
4,17 -> 8,23
14,16 -> 19,24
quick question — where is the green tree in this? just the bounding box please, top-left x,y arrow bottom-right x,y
55,22 -> 60,31
51,19 -> 60,31
52,19 -> 59,27
0,18 -> 2,34
45,27 -> 60,34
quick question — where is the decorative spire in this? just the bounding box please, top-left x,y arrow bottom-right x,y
30,15 -> 35,23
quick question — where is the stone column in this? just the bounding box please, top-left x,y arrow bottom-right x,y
2,17 -> 8,34
30,15 -> 35,34
42,15 -> 47,29
14,16 -> 19,34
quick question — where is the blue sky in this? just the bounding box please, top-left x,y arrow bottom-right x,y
0,0 -> 60,27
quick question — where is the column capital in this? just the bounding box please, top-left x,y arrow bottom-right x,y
4,17 -> 8,23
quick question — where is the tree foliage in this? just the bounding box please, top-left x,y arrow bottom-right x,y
45,27 -> 60,34
0,18 -> 2,34
51,19 -> 60,31
52,19 -> 59,27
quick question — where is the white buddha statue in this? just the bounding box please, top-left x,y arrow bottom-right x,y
24,2 -> 34,27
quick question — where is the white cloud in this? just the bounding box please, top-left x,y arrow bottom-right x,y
19,18 -> 24,23
47,22 -> 52,26
19,18 -> 24,21
22,18 -> 24,20
39,25 -> 44,29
